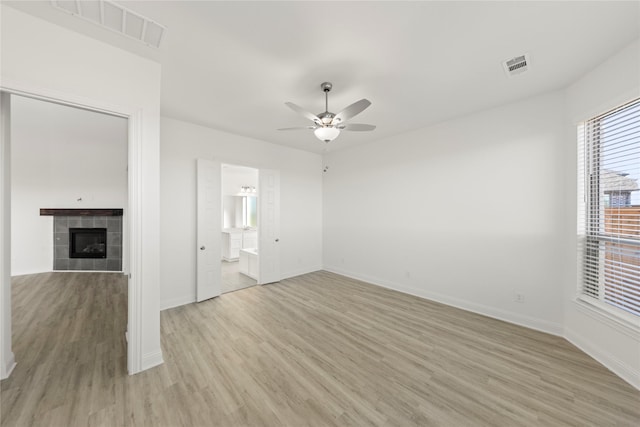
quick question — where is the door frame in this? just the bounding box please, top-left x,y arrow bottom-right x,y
197,161 -> 280,299
0,83 -> 144,376
1,92 -> 15,379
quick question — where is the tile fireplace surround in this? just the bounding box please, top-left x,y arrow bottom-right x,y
40,209 -> 123,271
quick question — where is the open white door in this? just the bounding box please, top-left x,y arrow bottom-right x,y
258,169 -> 280,285
196,159 -> 222,301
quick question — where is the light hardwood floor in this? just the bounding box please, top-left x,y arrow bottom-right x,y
2,271 -> 639,426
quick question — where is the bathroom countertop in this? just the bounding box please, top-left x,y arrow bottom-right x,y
222,228 -> 257,234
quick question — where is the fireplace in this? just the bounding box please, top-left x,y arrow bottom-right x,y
69,228 -> 107,259
41,209 -> 122,271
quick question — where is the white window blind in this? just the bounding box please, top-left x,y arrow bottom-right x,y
578,98 -> 640,318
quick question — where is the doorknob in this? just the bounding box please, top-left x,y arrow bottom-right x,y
275,239 -> 279,242
200,246 -> 206,250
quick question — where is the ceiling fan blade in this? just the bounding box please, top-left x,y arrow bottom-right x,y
332,99 -> 371,124
285,102 -> 321,124
277,126 -> 316,131
338,123 -> 376,131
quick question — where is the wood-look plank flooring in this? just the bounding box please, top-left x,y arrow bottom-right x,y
2,270 -> 639,426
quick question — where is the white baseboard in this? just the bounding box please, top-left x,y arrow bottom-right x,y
323,265 -> 563,336
565,328 -> 640,391
141,350 -> 163,371
281,266 -> 323,281
1,352 -> 16,380
10,270 -> 52,277
160,294 -> 196,311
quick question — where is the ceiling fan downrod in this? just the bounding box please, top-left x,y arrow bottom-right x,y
320,82 -> 333,113
321,82 -> 332,114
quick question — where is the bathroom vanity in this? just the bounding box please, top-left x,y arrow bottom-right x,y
221,229 -> 257,261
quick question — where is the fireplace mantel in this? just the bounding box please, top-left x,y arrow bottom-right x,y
40,208 -> 123,217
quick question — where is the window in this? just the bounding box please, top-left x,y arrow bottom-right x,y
578,98 -> 640,318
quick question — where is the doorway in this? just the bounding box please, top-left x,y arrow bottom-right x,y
221,164 -> 258,294
196,161 -> 280,302
0,87 -> 148,378
8,94 -> 128,378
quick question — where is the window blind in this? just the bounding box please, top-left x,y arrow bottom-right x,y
578,98 -> 640,318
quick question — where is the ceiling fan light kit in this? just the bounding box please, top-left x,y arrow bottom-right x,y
279,82 -> 376,143
314,126 -> 341,142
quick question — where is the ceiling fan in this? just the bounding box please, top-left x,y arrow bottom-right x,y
278,82 -> 375,143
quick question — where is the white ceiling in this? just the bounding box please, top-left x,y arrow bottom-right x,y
6,1 -> 640,154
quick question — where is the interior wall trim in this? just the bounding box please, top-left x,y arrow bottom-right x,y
565,327 -> 640,391
0,79 -> 147,376
322,265 -> 564,336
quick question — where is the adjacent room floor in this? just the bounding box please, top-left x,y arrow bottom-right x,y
2,271 -> 639,426
221,260 -> 256,294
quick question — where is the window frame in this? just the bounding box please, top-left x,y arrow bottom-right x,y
577,97 -> 640,326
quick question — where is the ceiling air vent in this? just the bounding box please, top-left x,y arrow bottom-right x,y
502,54 -> 531,78
50,0 -> 166,48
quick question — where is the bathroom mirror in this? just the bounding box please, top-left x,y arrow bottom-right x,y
223,195 -> 257,228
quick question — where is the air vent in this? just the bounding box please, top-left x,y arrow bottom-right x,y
50,0 -> 166,48
502,54 -> 531,77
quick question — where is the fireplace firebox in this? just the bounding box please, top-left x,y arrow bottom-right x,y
69,228 -> 107,259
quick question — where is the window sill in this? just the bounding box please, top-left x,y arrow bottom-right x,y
573,297 -> 640,340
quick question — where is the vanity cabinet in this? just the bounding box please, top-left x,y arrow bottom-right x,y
222,229 -> 258,261
222,231 -> 242,261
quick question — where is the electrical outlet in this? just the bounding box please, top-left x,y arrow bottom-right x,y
514,293 -> 525,303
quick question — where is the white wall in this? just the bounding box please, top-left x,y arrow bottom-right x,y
222,165 -> 258,196
160,117 -> 323,309
11,96 -> 127,276
562,40 -> 640,389
1,6 -> 162,373
323,91 -> 567,335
